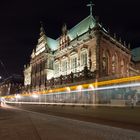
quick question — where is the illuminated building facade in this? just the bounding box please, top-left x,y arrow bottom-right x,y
23,64 -> 31,91
24,7 -> 140,94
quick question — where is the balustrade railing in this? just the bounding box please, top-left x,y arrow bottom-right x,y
46,66 -> 96,89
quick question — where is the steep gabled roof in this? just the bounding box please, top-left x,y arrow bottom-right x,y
40,15 -> 106,51
68,15 -> 96,40
46,37 -> 58,51
37,24 -> 58,51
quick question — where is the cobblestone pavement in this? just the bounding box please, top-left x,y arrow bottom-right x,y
0,106 -> 140,140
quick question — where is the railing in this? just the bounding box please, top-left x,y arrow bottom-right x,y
46,66 -> 96,89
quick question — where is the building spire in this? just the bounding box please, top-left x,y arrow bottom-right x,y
87,1 -> 94,16
40,21 -> 45,36
62,23 -> 67,35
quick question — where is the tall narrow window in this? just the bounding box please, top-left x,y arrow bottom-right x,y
112,53 -> 118,74
81,52 -> 87,66
48,59 -> 53,69
102,51 -> 109,75
71,57 -> 77,73
62,61 -> 67,72
121,60 -> 124,75
112,55 -> 115,74
54,63 -> 59,75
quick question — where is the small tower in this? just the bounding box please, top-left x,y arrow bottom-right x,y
59,23 -> 70,50
40,21 -> 46,36
62,23 -> 67,35
36,22 -> 51,53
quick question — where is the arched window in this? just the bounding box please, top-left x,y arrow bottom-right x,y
115,53 -> 118,73
121,59 -> 125,75
102,51 -> 106,70
61,58 -> 68,75
81,52 -> 87,66
71,57 -> 78,73
102,51 -> 110,75
48,59 -> 53,69
112,55 -> 115,74
54,62 -> 60,77
70,52 -> 78,73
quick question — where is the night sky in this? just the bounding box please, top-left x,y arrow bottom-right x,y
0,0 -> 140,78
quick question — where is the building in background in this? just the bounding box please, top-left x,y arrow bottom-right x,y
24,64 -> 31,91
0,74 -> 23,96
24,4 -> 140,92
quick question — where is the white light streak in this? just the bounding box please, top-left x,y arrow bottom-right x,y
3,82 -> 140,105
15,94 -> 21,99
46,82 -> 140,95
32,94 -> 38,98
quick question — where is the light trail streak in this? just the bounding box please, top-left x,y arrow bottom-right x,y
44,82 -> 140,96
2,82 -> 140,106
2,75 -> 140,100
95,82 -> 140,91
3,100 -> 124,107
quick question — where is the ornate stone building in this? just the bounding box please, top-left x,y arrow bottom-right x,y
28,24 -> 57,91
24,8 -> 140,92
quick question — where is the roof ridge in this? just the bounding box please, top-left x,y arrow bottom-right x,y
68,15 -> 94,33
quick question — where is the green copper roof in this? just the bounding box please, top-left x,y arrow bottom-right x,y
132,47 -> 140,61
38,24 -> 58,51
68,15 -> 96,40
46,15 -> 105,50
46,37 -> 58,51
